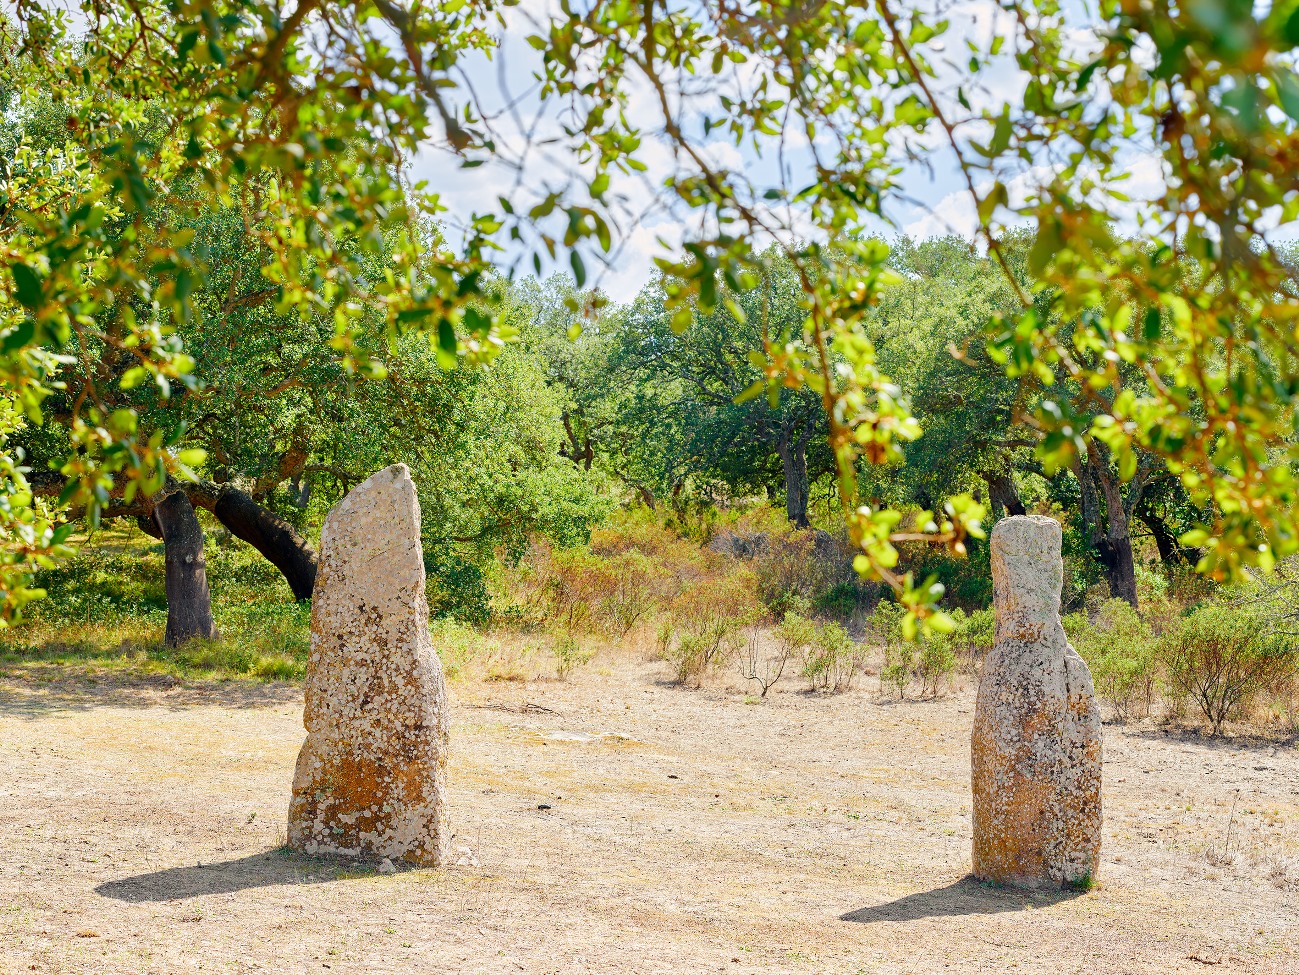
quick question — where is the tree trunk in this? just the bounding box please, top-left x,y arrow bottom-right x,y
1074,442 -> 1141,608
777,431 -> 811,528
981,470 -> 1026,519
211,487 -> 318,600
29,472 -> 319,601
1096,533 -> 1139,608
1136,501 -> 1203,568
154,491 -> 219,647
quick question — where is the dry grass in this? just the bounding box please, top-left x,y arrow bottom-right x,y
2,651 -> 1298,975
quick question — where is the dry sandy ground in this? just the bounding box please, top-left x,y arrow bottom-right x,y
2,661 -> 1298,975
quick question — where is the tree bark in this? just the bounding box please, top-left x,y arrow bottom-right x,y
1073,441 -> 1148,609
777,429 -> 811,528
981,470 -> 1026,519
154,491 -> 219,647
30,473 -> 318,600
210,486 -> 318,600
1136,501 -> 1203,568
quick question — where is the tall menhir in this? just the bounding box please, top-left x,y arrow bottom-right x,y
288,464 -> 449,866
971,515 -> 1102,889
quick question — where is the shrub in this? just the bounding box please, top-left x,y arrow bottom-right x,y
668,629 -> 741,686
1160,605 -> 1299,734
1068,599 -> 1160,721
775,611 -> 816,658
916,633 -> 957,697
870,598 -> 954,698
881,641 -> 915,698
429,618 -> 489,680
737,629 -> 790,698
951,608 -> 994,672
746,527 -> 862,619
801,621 -> 863,692
869,599 -> 907,645
550,634 -> 595,679
424,543 -> 492,627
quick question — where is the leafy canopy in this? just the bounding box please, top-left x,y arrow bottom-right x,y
2,0 -> 1298,635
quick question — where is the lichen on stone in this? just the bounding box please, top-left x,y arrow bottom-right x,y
971,515 -> 1102,889
287,464 -> 449,866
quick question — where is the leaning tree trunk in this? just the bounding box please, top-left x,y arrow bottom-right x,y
211,487 -> 318,600
981,470 -> 1026,519
154,491 -> 219,647
777,431 -> 811,528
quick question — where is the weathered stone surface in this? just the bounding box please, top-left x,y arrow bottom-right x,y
971,515 -> 1102,889
287,464 -> 448,866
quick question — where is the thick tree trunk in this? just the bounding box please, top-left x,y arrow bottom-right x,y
30,472 -> 318,601
154,492 -> 219,647
1074,442 -> 1141,608
981,470 -> 1026,519
1096,533 -> 1139,608
1136,502 -> 1203,568
777,431 -> 811,528
211,487 -> 318,600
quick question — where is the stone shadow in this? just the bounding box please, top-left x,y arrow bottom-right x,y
94,847 -> 398,902
0,674 -> 301,718
839,875 -> 1086,923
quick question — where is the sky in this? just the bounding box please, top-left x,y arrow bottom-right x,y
403,0 -> 1146,302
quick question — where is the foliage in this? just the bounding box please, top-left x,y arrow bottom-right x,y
2,0 -> 1298,641
549,633 -> 595,680
742,524 -> 863,619
1071,599 -> 1161,721
950,608 -> 995,673
663,574 -> 763,687
424,542 -> 491,628
1160,605 -> 1299,735
799,620 -> 864,693
2,524 -> 308,678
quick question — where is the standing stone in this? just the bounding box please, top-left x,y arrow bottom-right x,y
971,515 -> 1101,888
288,464 -> 448,866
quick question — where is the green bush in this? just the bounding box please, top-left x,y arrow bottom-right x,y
428,617 -> 490,680
870,599 -> 956,698
1072,599 -> 1159,721
869,599 -> 907,645
917,633 -> 957,697
800,620 -> 862,692
951,608 -> 994,672
425,543 -> 493,627
881,641 -> 915,698
1159,605 -> 1299,734
550,633 -> 595,679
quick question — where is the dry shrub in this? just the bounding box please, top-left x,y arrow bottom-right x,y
1160,605 -> 1299,735
662,573 -> 765,687
736,629 -> 790,698
505,514 -> 723,638
718,523 -> 867,619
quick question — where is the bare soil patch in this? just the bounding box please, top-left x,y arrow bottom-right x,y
2,661 -> 1297,974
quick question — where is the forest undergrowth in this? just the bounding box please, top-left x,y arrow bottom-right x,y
3,504 -> 1298,739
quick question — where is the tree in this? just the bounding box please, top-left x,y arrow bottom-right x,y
615,254 -> 831,527
3,0 -> 1297,636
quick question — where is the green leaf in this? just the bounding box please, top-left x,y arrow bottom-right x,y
1,318 -> 35,353
436,319 -> 458,370
119,365 -> 149,390
9,263 -> 42,310
1142,306 -> 1162,341
570,250 -> 586,288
